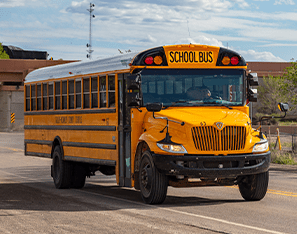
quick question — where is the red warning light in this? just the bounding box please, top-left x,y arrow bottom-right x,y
144,56 -> 154,65
231,56 -> 239,65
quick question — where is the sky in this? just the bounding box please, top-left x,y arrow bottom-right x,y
0,0 -> 297,62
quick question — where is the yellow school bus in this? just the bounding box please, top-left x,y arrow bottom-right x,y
24,44 -> 287,204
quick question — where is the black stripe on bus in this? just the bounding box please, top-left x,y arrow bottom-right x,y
63,141 -> 116,150
24,108 -> 116,116
25,152 -> 51,158
25,139 -> 116,150
64,156 -> 116,166
25,139 -> 52,145
24,125 -> 116,131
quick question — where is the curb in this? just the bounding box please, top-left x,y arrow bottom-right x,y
269,163 -> 297,173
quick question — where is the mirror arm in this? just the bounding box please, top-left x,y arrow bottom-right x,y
259,112 -> 287,138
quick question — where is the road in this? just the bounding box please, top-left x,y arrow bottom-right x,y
0,132 -> 296,234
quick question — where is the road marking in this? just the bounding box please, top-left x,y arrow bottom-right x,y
267,189 -> 297,197
79,188 -> 287,234
0,146 -> 24,152
226,185 -> 297,198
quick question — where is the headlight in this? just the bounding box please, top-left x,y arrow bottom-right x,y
157,143 -> 188,154
252,139 -> 269,153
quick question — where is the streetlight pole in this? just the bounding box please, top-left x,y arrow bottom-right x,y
86,3 -> 95,59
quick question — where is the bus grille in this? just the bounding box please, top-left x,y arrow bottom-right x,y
191,126 -> 246,151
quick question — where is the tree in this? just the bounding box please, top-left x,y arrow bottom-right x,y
257,75 -> 287,115
0,43 -> 10,59
279,62 -> 297,107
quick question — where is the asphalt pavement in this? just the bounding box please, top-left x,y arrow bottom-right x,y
0,132 -> 296,234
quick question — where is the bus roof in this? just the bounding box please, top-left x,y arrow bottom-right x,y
25,44 -> 246,83
25,52 -> 138,83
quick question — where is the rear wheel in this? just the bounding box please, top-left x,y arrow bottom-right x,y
239,171 -> 269,201
139,151 -> 168,204
52,145 -> 72,189
71,163 -> 86,189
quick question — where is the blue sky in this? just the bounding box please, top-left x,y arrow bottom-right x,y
1,0 -> 297,62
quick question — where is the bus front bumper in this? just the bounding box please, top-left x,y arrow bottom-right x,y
151,152 -> 270,178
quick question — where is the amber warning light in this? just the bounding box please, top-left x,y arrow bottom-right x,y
144,55 -> 163,65
221,56 -> 239,66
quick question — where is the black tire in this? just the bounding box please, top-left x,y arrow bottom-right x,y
139,151 -> 168,204
239,171 -> 269,201
52,145 -> 72,189
71,163 -> 86,189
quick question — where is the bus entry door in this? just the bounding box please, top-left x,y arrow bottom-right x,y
118,74 -> 131,187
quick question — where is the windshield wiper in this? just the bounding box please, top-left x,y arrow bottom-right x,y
217,104 -> 233,109
172,100 -> 188,104
202,101 -> 233,109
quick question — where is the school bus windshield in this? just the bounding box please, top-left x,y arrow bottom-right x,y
141,69 -> 244,107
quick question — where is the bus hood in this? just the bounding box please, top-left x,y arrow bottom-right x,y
146,107 -> 250,127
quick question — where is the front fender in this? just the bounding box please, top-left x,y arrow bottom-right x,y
139,130 -> 162,153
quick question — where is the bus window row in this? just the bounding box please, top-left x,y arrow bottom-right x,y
25,75 -> 115,111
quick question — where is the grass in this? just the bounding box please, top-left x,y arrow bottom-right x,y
278,121 -> 297,126
271,151 -> 297,165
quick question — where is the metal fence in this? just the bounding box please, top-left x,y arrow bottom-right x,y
261,126 -> 297,154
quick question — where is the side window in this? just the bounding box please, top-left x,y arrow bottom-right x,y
91,76 -> 98,108
83,77 -> 90,109
99,75 -> 106,108
62,80 -> 67,109
43,83 -> 48,110
49,82 -> 54,110
25,85 -> 30,111
37,84 -> 42,110
69,80 -> 74,109
108,75 -> 115,107
31,84 -> 36,111
75,79 -> 82,109
55,81 -> 61,110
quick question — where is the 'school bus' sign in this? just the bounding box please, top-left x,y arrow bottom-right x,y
168,51 -> 214,64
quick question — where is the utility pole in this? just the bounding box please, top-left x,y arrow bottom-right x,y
86,3 -> 95,59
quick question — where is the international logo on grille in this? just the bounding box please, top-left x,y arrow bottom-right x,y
215,122 -> 224,130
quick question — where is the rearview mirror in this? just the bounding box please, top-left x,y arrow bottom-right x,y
248,88 -> 257,102
127,92 -> 141,107
127,74 -> 141,90
278,103 -> 289,112
146,103 -> 163,112
247,73 -> 259,86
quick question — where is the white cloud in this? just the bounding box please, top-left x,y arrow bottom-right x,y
274,0 -> 295,5
0,0 -> 58,8
239,49 -> 286,62
175,36 -> 224,47
231,0 -> 249,8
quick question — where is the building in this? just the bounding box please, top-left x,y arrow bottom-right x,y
0,59 -> 76,131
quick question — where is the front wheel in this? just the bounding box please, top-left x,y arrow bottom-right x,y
238,171 -> 269,201
139,151 -> 168,204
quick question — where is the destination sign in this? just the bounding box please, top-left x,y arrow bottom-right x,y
168,51 -> 214,64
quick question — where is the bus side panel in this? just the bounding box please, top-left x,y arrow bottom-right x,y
24,112 -> 118,162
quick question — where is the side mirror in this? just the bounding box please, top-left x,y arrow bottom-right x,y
126,74 -> 142,107
127,74 -> 141,90
247,73 -> 259,86
127,92 -> 141,107
248,88 -> 257,102
278,103 -> 289,112
146,103 -> 163,112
